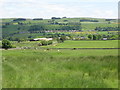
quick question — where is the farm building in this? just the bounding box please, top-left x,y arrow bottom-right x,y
30,38 -> 53,41
103,38 -> 107,40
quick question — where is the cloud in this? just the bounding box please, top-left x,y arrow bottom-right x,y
1,0 -> 118,19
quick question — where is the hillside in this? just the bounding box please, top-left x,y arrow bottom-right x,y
1,17 -> 118,40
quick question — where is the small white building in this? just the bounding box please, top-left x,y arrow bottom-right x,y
33,38 -> 53,41
103,38 -> 107,40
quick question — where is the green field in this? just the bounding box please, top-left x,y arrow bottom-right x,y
9,40 -> 118,49
81,22 -> 117,30
2,49 -> 118,88
42,40 -> 118,48
1,17 -> 119,88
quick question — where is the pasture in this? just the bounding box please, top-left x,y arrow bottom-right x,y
1,17 -> 119,88
2,49 -> 118,88
42,40 -> 118,48
81,22 -> 117,30
9,40 -> 119,49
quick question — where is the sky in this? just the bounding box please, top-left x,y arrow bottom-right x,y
0,0 -> 119,19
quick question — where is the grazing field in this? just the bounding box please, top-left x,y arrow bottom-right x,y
2,49 -> 118,88
10,40 -> 119,49
81,22 -> 117,30
42,40 -> 118,48
2,17 -> 119,88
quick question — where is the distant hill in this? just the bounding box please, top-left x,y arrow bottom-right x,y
1,17 -> 118,40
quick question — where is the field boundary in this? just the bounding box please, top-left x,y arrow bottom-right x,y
46,48 -> 120,50
1,47 -> 120,50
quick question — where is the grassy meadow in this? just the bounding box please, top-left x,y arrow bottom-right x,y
2,49 -> 118,88
81,22 -> 117,30
41,40 -> 118,48
9,40 -> 118,49
1,17 -> 119,88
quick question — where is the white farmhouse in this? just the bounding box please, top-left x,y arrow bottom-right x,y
33,38 -> 53,41
103,38 -> 107,40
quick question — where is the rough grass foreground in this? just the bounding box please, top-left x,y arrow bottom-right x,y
2,49 -> 118,88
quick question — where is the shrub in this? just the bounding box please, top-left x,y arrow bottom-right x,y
41,40 -> 47,46
47,40 -> 53,45
2,39 -> 14,49
88,35 -> 93,40
41,40 -> 53,46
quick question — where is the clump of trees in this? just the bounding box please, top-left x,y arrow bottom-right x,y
80,19 -> 98,22
2,39 -> 15,50
88,35 -> 93,40
33,18 -> 43,20
51,17 -> 61,19
40,40 -> 53,46
95,27 -> 119,31
57,35 -> 66,43
87,34 -> 118,40
109,35 -> 118,40
62,17 -> 67,18
13,18 -> 26,21
105,19 -> 116,21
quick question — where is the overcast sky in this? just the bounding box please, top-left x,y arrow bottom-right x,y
0,0 -> 119,19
